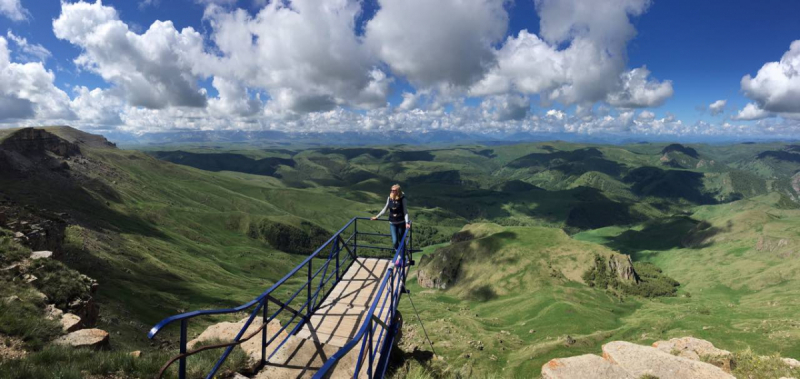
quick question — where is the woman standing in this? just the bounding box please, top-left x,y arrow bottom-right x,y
371,184 -> 410,250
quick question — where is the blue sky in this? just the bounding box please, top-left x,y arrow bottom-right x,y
1,0 -> 799,140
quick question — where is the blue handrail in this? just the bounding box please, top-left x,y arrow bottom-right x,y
148,216 -> 412,379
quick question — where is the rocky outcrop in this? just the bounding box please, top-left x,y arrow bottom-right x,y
53,328 -> 109,349
0,200 -> 68,256
607,254 -> 639,283
417,247 -> 462,289
756,235 -> 790,253
0,128 -> 81,158
542,338 -> 735,379
653,337 -> 733,372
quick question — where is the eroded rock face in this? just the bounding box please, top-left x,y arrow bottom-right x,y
653,337 -> 734,372
607,254 -> 639,283
417,250 -> 462,290
602,341 -> 734,379
53,328 -> 109,349
0,128 -> 81,158
542,354 -> 634,379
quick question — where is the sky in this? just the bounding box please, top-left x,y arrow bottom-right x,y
1,0 -> 799,141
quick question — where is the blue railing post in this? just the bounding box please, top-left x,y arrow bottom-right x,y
261,299 -> 268,366
307,259 -> 312,318
179,319 -> 187,379
367,319 -> 375,379
354,218 -> 358,257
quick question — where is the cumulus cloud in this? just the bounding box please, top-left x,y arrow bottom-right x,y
365,0 -> 508,89
606,67 -> 673,108
70,86 -> 124,127
0,36 -> 75,122
708,99 -> 726,116
53,1 -> 208,109
733,102 -> 771,121
202,0 -> 389,114
481,94 -> 530,121
741,40 -> 800,114
0,0 -> 28,21
472,0 -> 671,109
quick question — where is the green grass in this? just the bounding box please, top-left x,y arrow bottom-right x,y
3,127 -> 800,377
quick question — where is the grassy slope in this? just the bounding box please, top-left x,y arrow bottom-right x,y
396,225 -> 643,378
573,193 -> 800,360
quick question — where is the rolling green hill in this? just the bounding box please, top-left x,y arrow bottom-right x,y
2,127 -> 800,378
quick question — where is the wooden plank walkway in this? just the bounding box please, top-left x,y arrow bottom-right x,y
255,258 -> 391,379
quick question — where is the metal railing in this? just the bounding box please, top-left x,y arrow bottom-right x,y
147,217 -> 414,379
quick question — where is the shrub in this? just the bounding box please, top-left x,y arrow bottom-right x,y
29,259 -> 91,309
583,255 -> 679,298
248,219 -> 330,255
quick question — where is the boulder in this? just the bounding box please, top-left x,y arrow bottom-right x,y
542,354 -> 634,379
61,313 -> 82,332
53,328 -> 109,349
602,341 -> 734,379
783,357 -> 800,369
653,337 -> 733,372
30,250 -> 53,260
188,316 -> 287,369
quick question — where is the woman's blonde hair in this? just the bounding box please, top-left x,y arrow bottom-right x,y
390,184 -> 404,200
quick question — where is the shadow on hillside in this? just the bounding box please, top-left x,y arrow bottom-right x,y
623,166 -> 719,205
0,173 -> 168,240
506,147 -> 626,178
594,217 -> 731,260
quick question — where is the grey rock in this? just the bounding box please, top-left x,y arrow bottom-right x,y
53,329 -> 109,349
542,354 -> 634,379
602,341 -> 734,379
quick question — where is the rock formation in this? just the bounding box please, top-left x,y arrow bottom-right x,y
53,329 -> 109,349
542,338 -> 737,379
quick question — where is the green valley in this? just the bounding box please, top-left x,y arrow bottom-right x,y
2,126 -> 800,378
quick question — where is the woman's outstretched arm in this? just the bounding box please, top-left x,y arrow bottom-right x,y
403,198 -> 410,224
374,197 -> 390,219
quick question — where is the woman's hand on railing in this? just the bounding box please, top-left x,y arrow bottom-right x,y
370,216 -> 378,220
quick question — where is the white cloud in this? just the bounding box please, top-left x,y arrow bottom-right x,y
70,86 -> 124,127
471,0 -> 671,108
0,36 -> 75,122
5,31 -> 51,62
397,92 -> 420,112
708,99 -> 726,116
733,102 -> 771,121
53,1 -> 208,109
365,0 -> 507,89
0,0 -> 28,21
741,40 -> 800,114
481,94 -> 530,121
606,66 -> 673,108
202,0 -> 388,114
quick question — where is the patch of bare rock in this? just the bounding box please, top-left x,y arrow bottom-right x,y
53,328 -> 109,349
542,337 -> 734,379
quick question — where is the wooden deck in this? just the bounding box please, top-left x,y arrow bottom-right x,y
295,258 -> 391,346
255,258 -> 392,379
